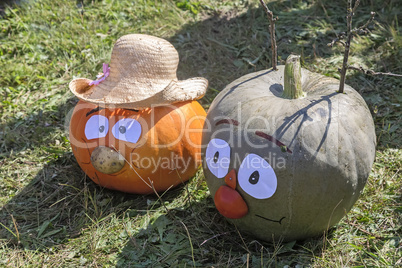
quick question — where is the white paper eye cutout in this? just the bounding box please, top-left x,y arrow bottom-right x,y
85,115 -> 109,140
205,138 -> 231,178
112,118 -> 141,144
238,153 -> 277,199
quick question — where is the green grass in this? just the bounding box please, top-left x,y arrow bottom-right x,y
0,0 -> 401,266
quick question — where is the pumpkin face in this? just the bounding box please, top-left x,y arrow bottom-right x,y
70,100 -> 206,194
202,65 -> 376,242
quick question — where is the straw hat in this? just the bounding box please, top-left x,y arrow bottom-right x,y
69,34 -> 208,109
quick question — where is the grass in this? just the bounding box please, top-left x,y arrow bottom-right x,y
0,0 -> 401,266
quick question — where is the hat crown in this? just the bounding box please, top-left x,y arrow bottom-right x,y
69,33 -> 208,110
109,34 -> 179,83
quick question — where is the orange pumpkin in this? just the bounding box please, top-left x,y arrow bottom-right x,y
69,100 -> 206,194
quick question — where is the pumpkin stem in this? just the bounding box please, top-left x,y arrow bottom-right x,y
283,55 -> 305,99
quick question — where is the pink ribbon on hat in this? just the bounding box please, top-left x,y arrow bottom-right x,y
89,63 -> 110,86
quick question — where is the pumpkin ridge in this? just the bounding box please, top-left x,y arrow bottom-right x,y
283,151 -> 295,238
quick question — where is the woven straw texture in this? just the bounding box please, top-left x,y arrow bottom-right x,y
69,34 -> 208,109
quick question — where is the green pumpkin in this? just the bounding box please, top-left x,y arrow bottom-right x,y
202,55 -> 376,242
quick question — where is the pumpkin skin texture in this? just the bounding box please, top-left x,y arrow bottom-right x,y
202,65 -> 376,242
70,100 -> 206,194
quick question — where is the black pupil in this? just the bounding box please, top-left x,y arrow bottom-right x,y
119,126 -> 126,134
99,125 -> 105,133
249,171 -> 260,185
213,151 -> 219,163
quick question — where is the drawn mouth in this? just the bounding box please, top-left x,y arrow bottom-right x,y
255,214 -> 285,225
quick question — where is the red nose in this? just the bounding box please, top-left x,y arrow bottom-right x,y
214,169 -> 248,219
224,169 -> 237,189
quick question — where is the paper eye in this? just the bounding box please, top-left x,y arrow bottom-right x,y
238,153 -> 277,199
112,118 -> 141,144
205,138 -> 231,178
85,115 -> 109,140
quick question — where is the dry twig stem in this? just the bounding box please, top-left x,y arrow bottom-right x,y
331,8 -> 401,79
348,65 -> 402,77
339,0 -> 361,93
328,11 -> 375,48
327,35 -> 346,47
259,0 -> 278,70
352,11 -> 376,35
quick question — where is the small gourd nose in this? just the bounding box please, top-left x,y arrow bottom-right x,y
224,169 -> 237,189
90,146 -> 125,174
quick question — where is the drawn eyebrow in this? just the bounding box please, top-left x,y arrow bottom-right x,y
215,119 -> 240,126
215,118 -> 292,153
86,107 -> 104,117
255,131 -> 293,154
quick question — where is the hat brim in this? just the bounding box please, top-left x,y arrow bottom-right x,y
69,77 -> 208,110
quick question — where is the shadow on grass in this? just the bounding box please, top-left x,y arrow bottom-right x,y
0,0 -> 22,16
116,198 -> 334,267
0,153 -> 147,249
115,194 -> 340,267
0,97 -> 77,159
0,151 -> 193,254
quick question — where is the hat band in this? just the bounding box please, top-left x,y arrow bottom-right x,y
89,63 -> 110,86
